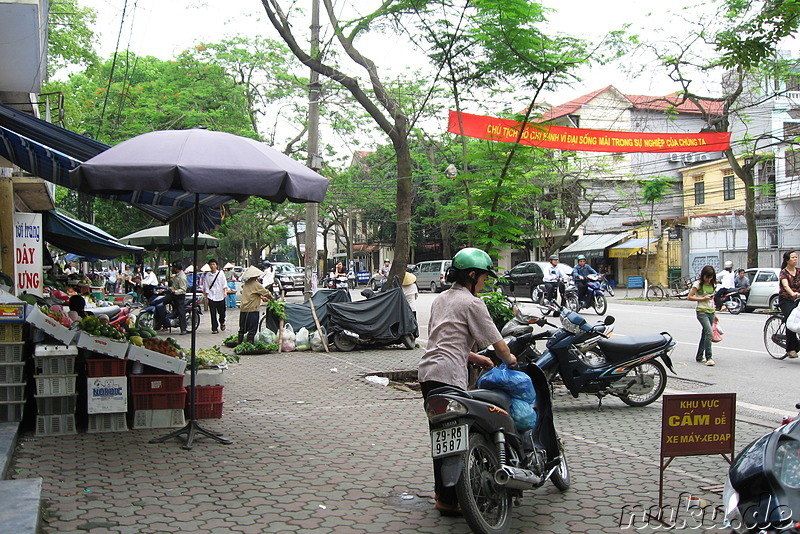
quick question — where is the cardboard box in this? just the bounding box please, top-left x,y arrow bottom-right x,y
76,331 -> 129,359
126,345 -> 187,375
87,376 -> 128,414
26,307 -> 78,346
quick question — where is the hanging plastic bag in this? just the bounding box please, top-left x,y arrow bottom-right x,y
711,320 -> 723,343
476,364 -> 536,402
311,329 -> 326,352
281,322 -> 296,352
510,398 -> 538,431
295,327 -> 310,351
787,306 -> 800,333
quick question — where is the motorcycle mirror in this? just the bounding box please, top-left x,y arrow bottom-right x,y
536,317 -> 547,327
604,316 -> 616,326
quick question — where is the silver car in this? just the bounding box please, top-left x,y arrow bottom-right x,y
743,267 -> 780,311
273,262 -> 305,294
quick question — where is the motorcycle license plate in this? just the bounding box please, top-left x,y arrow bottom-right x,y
431,425 -> 468,458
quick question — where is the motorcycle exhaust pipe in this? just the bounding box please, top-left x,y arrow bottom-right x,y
494,465 -> 544,490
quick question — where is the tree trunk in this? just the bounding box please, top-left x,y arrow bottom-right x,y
388,138 -> 413,287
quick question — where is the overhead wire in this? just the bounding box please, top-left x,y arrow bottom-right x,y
95,0 -> 130,140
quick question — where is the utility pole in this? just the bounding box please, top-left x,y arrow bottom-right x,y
304,0 -> 321,301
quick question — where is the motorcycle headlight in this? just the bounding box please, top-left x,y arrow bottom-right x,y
560,310 -> 588,335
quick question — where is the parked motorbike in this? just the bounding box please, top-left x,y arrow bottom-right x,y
723,403 -> 800,534
327,286 -> 417,351
531,308 -> 676,407
425,361 -> 569,534
136,288 -> 202,332
719,288 -> 746,315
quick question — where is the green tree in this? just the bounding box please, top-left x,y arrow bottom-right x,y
47,0 -> 99,76
638,176 -> 673,285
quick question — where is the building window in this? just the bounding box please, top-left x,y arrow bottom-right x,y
723,175 -> 736,200
787,149 -> 800,178
694,182 -> 705,205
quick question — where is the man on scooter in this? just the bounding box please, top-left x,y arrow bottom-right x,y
714,260 -> 736,311
572,254 -> 597,309
156,261 -> 188,335
543,254 -> 568,308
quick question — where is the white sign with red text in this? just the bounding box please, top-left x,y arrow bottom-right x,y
13,212 -> 43,297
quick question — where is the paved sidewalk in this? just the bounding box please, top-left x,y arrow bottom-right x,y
8,311 -> 774,533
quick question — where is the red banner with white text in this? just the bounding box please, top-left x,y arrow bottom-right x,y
447,110 -> 731,153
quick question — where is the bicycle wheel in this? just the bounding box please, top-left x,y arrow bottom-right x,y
646,285 -> 664,301
763,315 -> 788,359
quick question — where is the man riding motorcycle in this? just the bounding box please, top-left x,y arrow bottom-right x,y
543,254 -> 568,308
572,254 -> 597,310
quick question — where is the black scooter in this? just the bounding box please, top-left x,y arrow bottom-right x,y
136,287 -> 202,332
534,308 -> 676,407
425,360 -> 569,534
723,403 -> 800,534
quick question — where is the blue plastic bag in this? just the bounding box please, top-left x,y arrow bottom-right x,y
476,364 -> 536,402
510,398 -> 538,431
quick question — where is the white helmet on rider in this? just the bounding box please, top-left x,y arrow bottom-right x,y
724,260 -> 733,270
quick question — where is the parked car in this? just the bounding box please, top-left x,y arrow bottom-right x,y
413,260 -> 452,292
743,267 -> 780,312
497,261 -> 545,300
272,262 -> 305,294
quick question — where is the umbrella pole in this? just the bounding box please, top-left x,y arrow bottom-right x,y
150,195 -> 232,449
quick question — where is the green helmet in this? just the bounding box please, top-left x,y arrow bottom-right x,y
452,248 -> 497,277
577,254 -> 586,261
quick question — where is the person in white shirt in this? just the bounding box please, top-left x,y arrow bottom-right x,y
714,260 -> 736,311
141,266 -> 159,302
203,259 -> 228,334
542,255 -> 568,308
261,260 -> 278,298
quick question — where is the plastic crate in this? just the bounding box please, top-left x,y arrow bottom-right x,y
0,383 -> 26,401
34,395 -> 78,415
0,343 -> 25,363
34,375 -> 77,396
86,358 -> 127,377
132,409 -> 185,429
33,354 -> 76,376
185,385 -> 223,404
131,391 -> 186,410
0,363 -> 25,384
35,414 -> 77,436
0,323 -> 24,343
187,402 -> 223,419
87,413 -> 128,433
0,400 -> 25,422
130,374 -> 185,394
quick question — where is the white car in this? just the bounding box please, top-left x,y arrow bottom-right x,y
743,267 -> 780,311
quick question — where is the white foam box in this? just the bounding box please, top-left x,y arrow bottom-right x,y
127,345 -> 186,375
183,369 -> 225,387
76,331 -> 129,359
25,307 -> 78,346
86,376 -> 128,415
132,409 -> 185,429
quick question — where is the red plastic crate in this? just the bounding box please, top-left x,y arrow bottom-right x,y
130,374 -> 185,394
132,391 -> 186,410
185,385 -> 223,404
187,402 -> 223,419
86,358 -> 127,377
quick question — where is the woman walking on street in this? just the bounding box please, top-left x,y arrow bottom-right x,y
779,250 -> 800,359
687,265 -> 717,366
417,248 -> 517,516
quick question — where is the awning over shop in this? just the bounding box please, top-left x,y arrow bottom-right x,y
0,103 -> 233,235
559,232 -> 629,263
608,237 -> 660,258
41,210 -> 144,260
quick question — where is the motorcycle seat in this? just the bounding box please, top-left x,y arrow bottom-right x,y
469,389 -> 512,411
88,305 -> 121,317
597,334 -> 667,358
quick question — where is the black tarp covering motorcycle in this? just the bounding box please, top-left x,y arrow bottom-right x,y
327,286 -> 418,351
261,288 -> 351,333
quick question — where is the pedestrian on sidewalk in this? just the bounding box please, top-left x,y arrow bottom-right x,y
687,265 -> 717,366
204,259 -> 228,334
779,250 -> 800,359
238,265 -> 272,344
417,248 -> 517,516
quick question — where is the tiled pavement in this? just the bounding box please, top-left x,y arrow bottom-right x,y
9,309 -> 774,533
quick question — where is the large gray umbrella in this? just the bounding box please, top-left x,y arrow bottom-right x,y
69,129 -> 328,449
120,225 -> 219,251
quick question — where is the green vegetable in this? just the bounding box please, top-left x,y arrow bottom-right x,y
266,300 -> 286,320
233,341 -> 277,355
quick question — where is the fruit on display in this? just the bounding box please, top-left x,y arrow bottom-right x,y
142,336 -> 183,359
129,335 -> 144,347
77,315 -> 125,340
37,305 -> 72,328
126,326 -> 157,339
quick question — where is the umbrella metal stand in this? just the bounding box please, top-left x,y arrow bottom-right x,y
150,195 -> 233,449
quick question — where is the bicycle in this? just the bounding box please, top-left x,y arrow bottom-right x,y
763,313 -> 788,359
646,282 -> 666,301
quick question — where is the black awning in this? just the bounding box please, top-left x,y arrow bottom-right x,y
41,210 -> 144,259
0,103 -> 231,234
